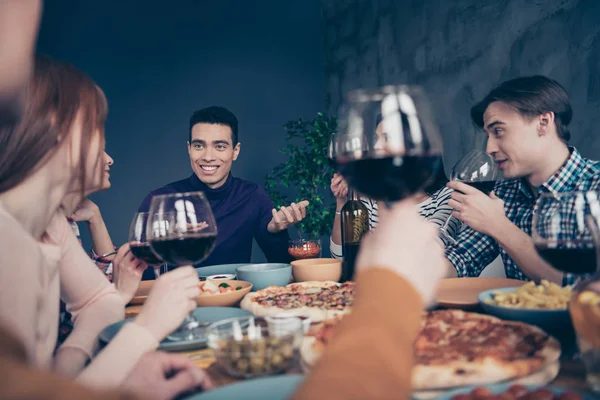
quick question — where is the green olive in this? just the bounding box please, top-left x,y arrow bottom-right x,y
236,358 -> 249,373
271,352 -> 284,367
250,340 -> 267,354
281,344 -> 294,359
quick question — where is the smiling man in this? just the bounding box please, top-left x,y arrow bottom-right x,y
138,106 -> 308,275
444,76 -> 600,286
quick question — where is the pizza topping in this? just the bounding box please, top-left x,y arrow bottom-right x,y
416,311 -> 552,365
251,282 -> 355,310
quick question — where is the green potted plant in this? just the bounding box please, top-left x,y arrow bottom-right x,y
264,113 -> 337,257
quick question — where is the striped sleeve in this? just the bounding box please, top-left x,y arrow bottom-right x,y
418,187 -> 461,246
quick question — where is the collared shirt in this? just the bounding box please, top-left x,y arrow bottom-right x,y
445,148 -> 600,286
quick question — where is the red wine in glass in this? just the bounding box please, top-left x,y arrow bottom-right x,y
337,154 -> 442,202
464,181 -> 496,195
149,234 -> 217,266
129,242 -> 164,266
535,245 -> 597,274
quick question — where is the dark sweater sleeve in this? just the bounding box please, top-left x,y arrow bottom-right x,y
253,188 -> 292,263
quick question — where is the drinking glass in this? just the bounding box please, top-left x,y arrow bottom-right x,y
533,190 -> 600,392
439,150 -> 503,244
128,212 -> 166,278
328,132 -> 338,170
335,85 -> 444,203
147,192 -> 218,341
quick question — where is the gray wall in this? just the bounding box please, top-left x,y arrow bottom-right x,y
322,0 -> 600,169
37,0 -> 326,261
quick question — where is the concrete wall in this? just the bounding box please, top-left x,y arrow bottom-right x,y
322,0 -> 600,169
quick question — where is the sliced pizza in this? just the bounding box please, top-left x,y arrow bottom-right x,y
300,310 -> 561,390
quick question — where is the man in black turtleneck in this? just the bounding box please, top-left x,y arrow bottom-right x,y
138,106 -> 308,277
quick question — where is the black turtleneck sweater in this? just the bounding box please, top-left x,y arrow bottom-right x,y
137,174 -> 291,276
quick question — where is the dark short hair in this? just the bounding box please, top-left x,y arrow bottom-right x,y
189,106 -> 238,146
471,76 -> 572,142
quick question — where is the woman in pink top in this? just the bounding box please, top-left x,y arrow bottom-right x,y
0,55 -> 204,391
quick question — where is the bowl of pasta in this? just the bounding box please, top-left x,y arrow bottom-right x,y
479,280 -> 573,336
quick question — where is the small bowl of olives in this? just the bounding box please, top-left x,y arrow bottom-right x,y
206,316 -> 303,378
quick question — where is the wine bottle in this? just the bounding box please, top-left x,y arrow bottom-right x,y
340,189 -> 369,282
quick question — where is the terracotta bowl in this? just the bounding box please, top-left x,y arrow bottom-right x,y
291,258 -> 342,282
195,280 -> 253,307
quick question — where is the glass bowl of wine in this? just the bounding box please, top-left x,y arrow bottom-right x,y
335,85 -> 444,204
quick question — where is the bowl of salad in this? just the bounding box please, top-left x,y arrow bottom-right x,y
196,279 -> 253,307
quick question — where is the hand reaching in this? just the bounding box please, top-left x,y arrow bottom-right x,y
267,200 -> 310,233
134,267 -> 200,341
356,200 -> 445,305
122,351 -> 214,400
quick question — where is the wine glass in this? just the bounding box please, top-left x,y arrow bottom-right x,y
533,191 -> 600,392
439,150 -> 503,244
335,85 -> 444,203
328,132 -> 338,170
147,192 -> 218,341
532,191 -> 599,275
128,212 -> 166,278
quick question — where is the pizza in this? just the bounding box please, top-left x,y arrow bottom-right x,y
240,281 -> 355,322
301,309 -> 561,390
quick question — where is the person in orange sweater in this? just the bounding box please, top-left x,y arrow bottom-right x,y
292,200 -> 446,400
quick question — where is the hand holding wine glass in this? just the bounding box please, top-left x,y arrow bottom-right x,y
356,199 -> 445,305
134,266 -> 201,341
336,85 -> 444,203
147,192 -> 218,341
440,150 -> 503,244
335,85 -> 443,281
112,243 -> 147,304
129,212 -> 166,279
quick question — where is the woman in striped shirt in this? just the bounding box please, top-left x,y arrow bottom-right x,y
330,117 -> 460,258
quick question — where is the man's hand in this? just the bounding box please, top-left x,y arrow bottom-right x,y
267,200 -> 310,233
122,351 -> 214,400
446,181 -> 507,237
113,243 -> 147,304
71,199 -> 100,223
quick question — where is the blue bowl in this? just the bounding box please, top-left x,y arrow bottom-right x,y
196,263 -> 250,279
184,374 -> 303,399
235,263 -> 292,291
478,287 -> 573,337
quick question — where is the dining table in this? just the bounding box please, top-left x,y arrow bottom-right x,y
123,302 -> 593,396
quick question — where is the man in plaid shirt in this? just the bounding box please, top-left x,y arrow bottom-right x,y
444,76 -> 600,286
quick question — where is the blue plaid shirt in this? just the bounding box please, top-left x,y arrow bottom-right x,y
445,148 -> 600,286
